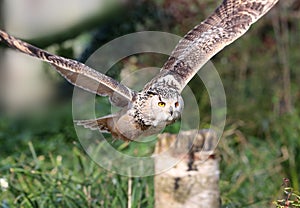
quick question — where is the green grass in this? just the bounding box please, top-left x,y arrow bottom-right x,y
0,103 -> 155,208
273,178 -> 300,208
1,102 -> 299,207
0,143 -> 154,208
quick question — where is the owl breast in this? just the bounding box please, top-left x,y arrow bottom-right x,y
113,110 -> 167,141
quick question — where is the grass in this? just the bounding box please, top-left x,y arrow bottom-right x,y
218,112 -> 300,207
0,103 -> 155,208
0,101 -> 299,207
0,143 -> 154,208
273,178 -> 300,208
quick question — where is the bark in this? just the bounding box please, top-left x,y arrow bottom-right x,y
155,129 -> 220,208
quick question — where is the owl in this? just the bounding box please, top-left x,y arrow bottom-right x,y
0,0 -> 278,141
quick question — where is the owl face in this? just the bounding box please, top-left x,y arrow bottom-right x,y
141,90 -> 184,127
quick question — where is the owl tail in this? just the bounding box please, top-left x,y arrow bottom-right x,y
74,114 -> 116,133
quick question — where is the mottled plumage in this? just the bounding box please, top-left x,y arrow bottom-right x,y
0,0 -> 278,141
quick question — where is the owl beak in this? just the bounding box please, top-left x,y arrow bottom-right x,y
169,107 -> 174,116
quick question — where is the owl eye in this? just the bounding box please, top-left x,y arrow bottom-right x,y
175,102 -> 179,108
158,102 -> 166,107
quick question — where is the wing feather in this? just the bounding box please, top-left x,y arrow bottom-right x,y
145,0 -> 278,92
0,30 -> 134,107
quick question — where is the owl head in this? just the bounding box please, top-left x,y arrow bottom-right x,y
140,88 -> 184,127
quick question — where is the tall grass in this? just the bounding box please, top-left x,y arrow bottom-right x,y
1,139 -> 154,208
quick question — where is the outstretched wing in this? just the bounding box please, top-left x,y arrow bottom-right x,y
0,30 -> 135,107
145,0 -> 278,92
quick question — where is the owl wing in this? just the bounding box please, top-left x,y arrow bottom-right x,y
145,0 -> 278,92
0,30 -> 134,107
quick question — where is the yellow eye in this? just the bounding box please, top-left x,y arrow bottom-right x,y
175,102 -> 179,108
158,102 -> 166,107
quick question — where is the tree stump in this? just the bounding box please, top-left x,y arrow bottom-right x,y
154,129 -> 220,208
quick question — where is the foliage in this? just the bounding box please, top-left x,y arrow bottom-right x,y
273,178 -> 300,208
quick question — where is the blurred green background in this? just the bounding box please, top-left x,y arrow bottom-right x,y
0,0 -> 299,207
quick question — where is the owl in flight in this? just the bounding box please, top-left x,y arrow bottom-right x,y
0,0 -> 278,141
